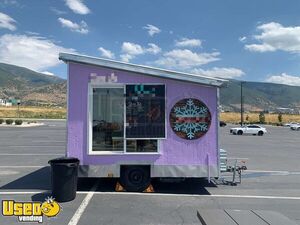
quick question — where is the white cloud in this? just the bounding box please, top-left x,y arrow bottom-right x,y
50,7 -> 67,15
0,34 -> 76,71
155,49 -> 220,69
245,22 -> 300,53
58,18 -> 88,34
120,54 -> 133,63
191,67 -> 245,79
146,43 -> 161,54
239,36 -> 247,42
120,42 -> 161,62
266,73 -> 300,86
175,38 -> 202,48
98,47 -> 115,59
42,71 -> 55,76
3,0 -> 17,4
0,12 -> 16,31
143,24 -> 161,36
25,31 -> 39,36
245,43 -> 275,52
1,0 -> 20,7
64,0 -> 90,15
120,42 -> 144,62
121,42 -> 144,55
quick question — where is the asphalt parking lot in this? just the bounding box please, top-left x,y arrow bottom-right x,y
0,121 -> 300,225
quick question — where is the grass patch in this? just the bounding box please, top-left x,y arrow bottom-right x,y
221,112 -> 300,124
0,106 -> 66,119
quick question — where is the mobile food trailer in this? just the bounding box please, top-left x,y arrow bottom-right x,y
59,53 -> 226,191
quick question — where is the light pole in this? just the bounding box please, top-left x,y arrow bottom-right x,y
240,81 -> 244,126
17,100 -> 21,118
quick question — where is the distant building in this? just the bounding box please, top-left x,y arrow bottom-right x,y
0,98 -> 16,107
218,105 -> 225,113
275,107 -> 295,114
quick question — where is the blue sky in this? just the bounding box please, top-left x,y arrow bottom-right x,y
1,0 -> 300,85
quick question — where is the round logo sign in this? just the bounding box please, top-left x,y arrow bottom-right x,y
170,98 -> 211,140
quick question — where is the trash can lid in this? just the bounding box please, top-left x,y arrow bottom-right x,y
48,157 -> 80,165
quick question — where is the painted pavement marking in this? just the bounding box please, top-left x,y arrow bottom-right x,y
0,166 -> 44,168
7,145 -> 65,148
0,191 -> 299,201
68,181 -> 100,225
0,153 -> 63,156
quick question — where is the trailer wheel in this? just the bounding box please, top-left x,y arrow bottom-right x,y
120,166 -> 151,192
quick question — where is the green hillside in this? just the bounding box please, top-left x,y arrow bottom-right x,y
0,63 -> 66,106
0,63 -> 64,87
0,62 -> 300,110
220,80 -> 300,111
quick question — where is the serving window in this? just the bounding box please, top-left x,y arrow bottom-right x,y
91,87 -> 124,152
89,84 -> 165,154
126,84 -> 165,139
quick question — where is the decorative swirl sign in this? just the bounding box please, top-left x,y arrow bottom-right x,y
170,98 -> 211,140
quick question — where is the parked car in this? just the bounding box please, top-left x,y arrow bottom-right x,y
283,122 -> 299,127
290,124 -> 300,131
220,121 -> 227,127
230,125 -> 267,136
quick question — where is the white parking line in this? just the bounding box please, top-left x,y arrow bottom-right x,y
245,170 -> 300,175
7,146 -> 65,148
246,170 -> 289,173
68,181 -> 99,225
75,192 -> 300,200
0,191 -> 43,194
0,191 -> 300,201
0,166 -> 44,168
0,170 -> 20,175
0,153 -> 63,156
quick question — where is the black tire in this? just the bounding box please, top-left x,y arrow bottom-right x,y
258,131 -> 264,136
237,130 -> 243,135
120,166 -> 151,192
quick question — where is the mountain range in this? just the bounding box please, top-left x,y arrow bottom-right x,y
0,63 -> 66,106
220,80 -> 300,112
0,62 -> 300,111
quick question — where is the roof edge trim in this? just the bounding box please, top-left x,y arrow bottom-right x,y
59,52 -> 227,87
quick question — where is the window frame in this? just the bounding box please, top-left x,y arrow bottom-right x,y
87,83 -> 164,155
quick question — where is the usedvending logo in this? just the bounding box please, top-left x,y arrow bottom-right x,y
2,196 -> 61,223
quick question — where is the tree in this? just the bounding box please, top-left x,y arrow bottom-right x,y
246,115 -> 249,121
278,113 -> 283,123
259,112 -> 265,124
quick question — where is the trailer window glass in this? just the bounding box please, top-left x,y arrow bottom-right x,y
92,88 -> 124,152
126,140 -> 157,152
125,84 -> 165,139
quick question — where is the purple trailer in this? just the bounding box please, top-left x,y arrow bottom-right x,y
59,53 -> 226,191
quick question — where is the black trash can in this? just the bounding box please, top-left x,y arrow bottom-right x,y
48,157 -> 80,202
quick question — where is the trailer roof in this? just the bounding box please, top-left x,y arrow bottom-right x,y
59,52 -> 227,87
